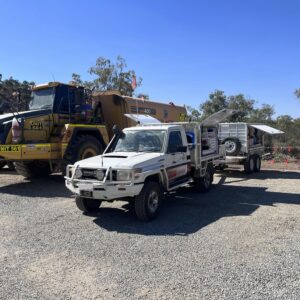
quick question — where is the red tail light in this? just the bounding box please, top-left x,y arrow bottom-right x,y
12,118 -> 22,143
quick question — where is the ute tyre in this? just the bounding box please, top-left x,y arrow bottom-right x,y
244,156 -> 255,174
135,181 -> 162,221
254,155 -> 261,172
14,161 -> 51,179
75,196 -> 101,213
222,137 -> 241,156
195,166 -> 213,193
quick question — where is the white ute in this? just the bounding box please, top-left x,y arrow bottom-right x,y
65,112 -> 232,221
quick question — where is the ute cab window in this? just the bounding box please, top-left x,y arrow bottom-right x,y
167,131 -> 183,153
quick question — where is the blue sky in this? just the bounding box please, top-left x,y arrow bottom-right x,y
0,0 -> 299,118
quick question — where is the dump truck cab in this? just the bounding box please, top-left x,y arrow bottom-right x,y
0,82 -> 109,178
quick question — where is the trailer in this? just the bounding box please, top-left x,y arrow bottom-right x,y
65,110 -> 233,221
218,123 -> 284,173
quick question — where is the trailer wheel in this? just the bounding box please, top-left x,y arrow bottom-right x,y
75,196 -> 101,213
14,161 -> 51,179
222,137 -> 241,156
244,156 -> 255,174
254,155 -> 261,172
135,181 -> 162,221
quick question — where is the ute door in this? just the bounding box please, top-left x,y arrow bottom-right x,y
165,130 -> 189,189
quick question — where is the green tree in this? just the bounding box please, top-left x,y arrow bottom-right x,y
200,90 -> 228,117
227,94 -> 255,121
0,77 -> 34,113
249,104 -> 275,123
72,56 -> 142,96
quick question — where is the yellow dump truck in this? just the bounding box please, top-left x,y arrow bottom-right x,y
0,82 -> 186,178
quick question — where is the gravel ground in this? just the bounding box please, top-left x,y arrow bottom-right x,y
0,167 -> 299,299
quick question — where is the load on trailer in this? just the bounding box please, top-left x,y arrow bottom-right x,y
0,82 -> 186,178
218,123 -> 284,173
65,109 -> 234,221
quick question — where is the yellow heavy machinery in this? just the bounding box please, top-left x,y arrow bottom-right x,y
0,82 -> 186,178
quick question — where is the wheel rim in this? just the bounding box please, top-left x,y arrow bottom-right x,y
81,148 -> 97,159
147,190 -> 159,213
250,158 -> 254,171
225,141 -> 236,153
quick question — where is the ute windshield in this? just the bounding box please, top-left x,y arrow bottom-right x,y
114,130 -> 166,153
29,87 -> 55,110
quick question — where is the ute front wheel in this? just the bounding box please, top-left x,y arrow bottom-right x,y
135,181 -> 162,221
75,196 -> 101,213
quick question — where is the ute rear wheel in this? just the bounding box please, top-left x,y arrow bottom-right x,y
14,161 -> 51,179
194,164 -> 214,193
75,196 -> 101,213
135,181 -> 162,221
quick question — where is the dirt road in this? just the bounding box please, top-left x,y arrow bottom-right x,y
0,168 -> 299,299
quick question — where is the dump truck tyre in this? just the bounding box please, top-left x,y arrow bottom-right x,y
222,137 -> 241,156
75,196 -> 101,213
62,135 -> 104,176
7,162 -> 15,171
254,155 -> 261,172
135,181 -> 162,221
69,135 -> 103,163
14,161 -> 51,179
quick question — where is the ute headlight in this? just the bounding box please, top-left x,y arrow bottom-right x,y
74,167 -> 83,179
95,169 -> 105,181
116,170 -> 132,181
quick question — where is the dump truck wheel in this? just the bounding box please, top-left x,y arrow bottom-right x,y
67,135 -> 103,163
75,196 -> 101,213
222,137 -> 241,156
62,135 -> 104,176
7,162 -> 15,171
135,181 -> 162,221
254,155 -> 261,172
14,161 -> 51,179
244,156 -> 255,174
0,161 -> 6,169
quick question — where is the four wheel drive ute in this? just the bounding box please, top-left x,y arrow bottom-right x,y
65,117 -> 229,221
